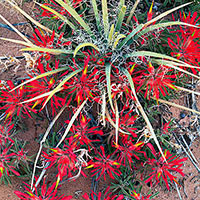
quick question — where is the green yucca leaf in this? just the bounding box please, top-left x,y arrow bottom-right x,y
115,5 -> 126,32
42,68 -> 82,109
117,24 -> 144,49
91,0 -> 101,31
56,99 -> 87,147
152,59 -> 200,69
10,67 -> 68,92
74,43 -> 100,57
20,88 -> 63,105
115,100 -> 119,145
6,0 -> 53,34
54,0 -> 95,39
102,0 -> 109,37
106,63 -> 115,112
153,59 -> 200,80
108,24 -> 115,44
118,0 -> 125,11
125,50 -> 185,63
126,0 -> 140,24
126,51 -> 200,79
134,21 -> 199,40
121,67 -> 166,161
113,34 -> 126,49
144,2 -> 192,27
36,2 -> 76,30
20,47 -> 74,55
102,90 -> 106,127
0,37 -> 34,47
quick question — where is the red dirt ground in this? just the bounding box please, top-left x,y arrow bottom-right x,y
0,1 -> 200,200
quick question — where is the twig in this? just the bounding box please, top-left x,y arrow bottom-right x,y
126,0 -> 140,24
180,134 -> 198,164
174,133 -> 200,173
153,97 -> 200,116
0,14 -> 32,44
34,101 -> 86,189
174,181 -> 182,200
31,104 -> 67,189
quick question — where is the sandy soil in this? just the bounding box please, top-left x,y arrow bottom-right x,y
0,1 -> 200,200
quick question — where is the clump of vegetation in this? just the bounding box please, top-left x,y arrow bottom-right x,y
0,0 -> 200,199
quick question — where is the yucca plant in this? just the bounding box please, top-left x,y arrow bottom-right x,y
1,0 -> 200,199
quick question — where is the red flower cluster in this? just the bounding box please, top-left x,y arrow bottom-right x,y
43,137 -> 78,183
0,80 -> 35,122
137,62 -> 176,100
87,146 -> 121,181
145,150 -> 187,190
15,177 -> 73,200
64,57 -> 100,105
31,29 -> 71,60
168,12 -> 200,74
83,186 -> 124,200
69,114 -> 103,151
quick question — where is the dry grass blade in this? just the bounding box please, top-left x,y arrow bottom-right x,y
56,99 -> 87,147
105,107 -> 130,135
126,0 -> 140,24
102,91 -> 106,127
31,104 -> 68,189
0,14 -> 32,45
114,100 -> 119,145
176,86 -> 200,96
0,37 -> 34,47
6,0 -> 53,34
122,67 -> 167,161
153,97 -> 200,115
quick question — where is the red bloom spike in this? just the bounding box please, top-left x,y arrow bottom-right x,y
86,146 -> 121,181
145,150 -> 187,190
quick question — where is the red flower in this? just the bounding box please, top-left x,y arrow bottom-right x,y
69,114 -> 103,150
63,57 -> 100,105
168,35 -> 200,74
173,11 -> 200,38
0,145 -> 20,179
31,29 -> 71,60
83,186 -> 124,200
137,63 -> 176,100
145,150 -> 187,190
0,124 -> 14,145
109,109 -> 138,138
114,136 -> 146,167
131,191 -> 153,200
42,137 -> 78,182
14,177 -> 73,200
162,121 -> 171,135
168,12 -> 200,74
0,80 -> 35,121
26,59 -> 65,115
87,146 -> 121,181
